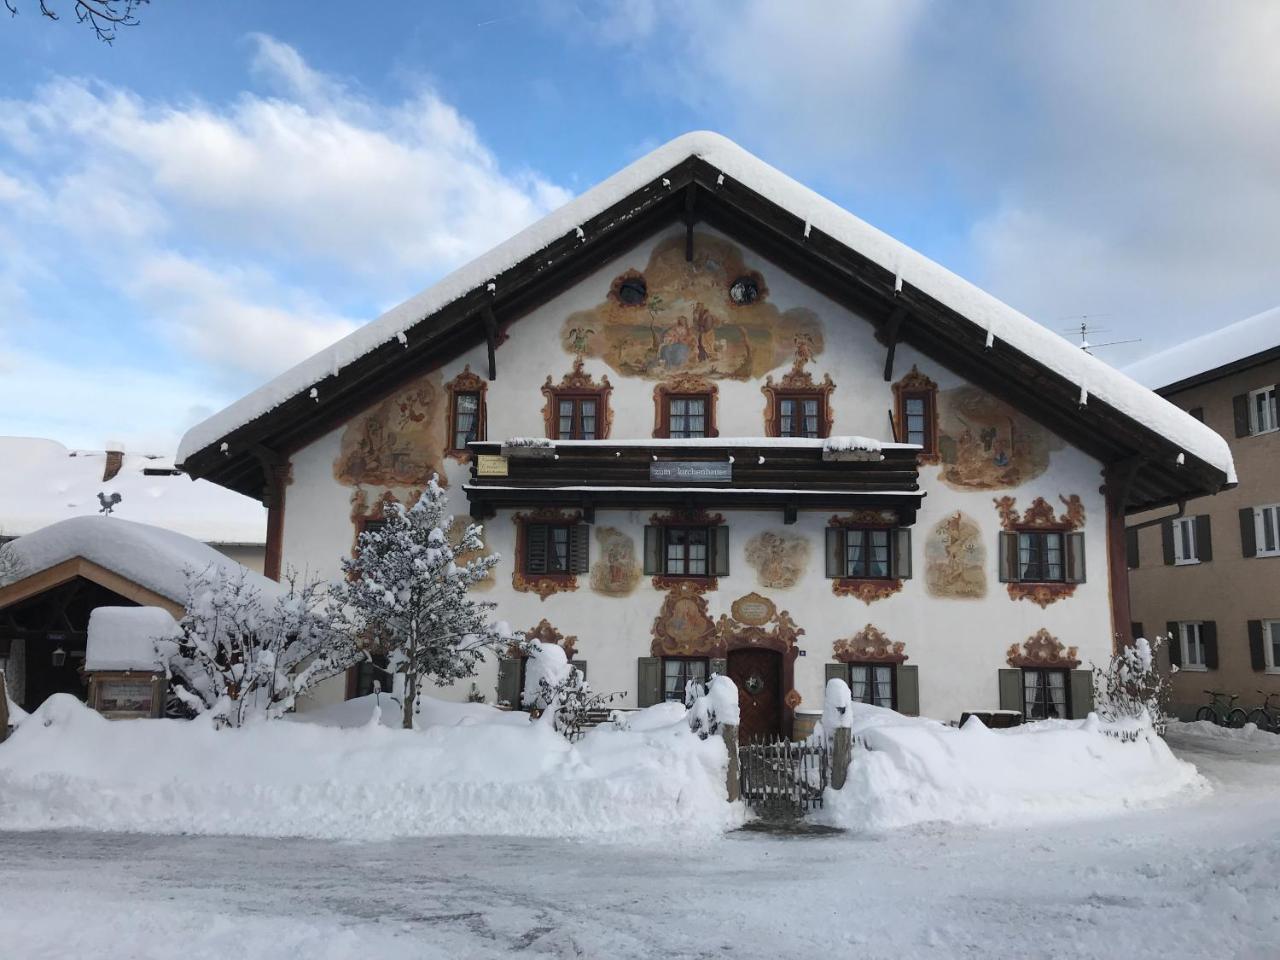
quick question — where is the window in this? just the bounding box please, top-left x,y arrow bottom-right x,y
999,530 -> 1085,584
1256,505 -> 1280,557
1172,517 -> 1198,564
643,523 -> 729,579
351,654 -> 392,698
662,658 -> 708,703
451,392 -> 481,450
776,395 -> 821,438
667,396 -> 708,439
1250,386 -> 1278,435
1265,621 -> 1280,674
523,522 -> 588,575
556,396 -> 598,440
1180,621 -> 1207,670
848,663 -> 895,709
1022,668 -> 1069,720
892,366 -> 939,460
825,526 -> 912,580
845,528 -> 891,578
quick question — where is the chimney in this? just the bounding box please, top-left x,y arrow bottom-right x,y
103,443 -> 124,483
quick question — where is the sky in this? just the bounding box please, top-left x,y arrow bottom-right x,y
1,0 -> 1278,455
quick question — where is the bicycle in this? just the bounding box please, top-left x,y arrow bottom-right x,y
1195,690 -> 1248,728
1247,692 -> 1280,734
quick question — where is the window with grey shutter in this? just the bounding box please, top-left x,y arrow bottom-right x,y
713,525 -> 730,576
1233,393 -> 1250,437
1240,507 -> 1258,558
525,523 -> 548,574
825,527 -> 844,578
1069,669 -> 1094,719
636,657 -> 662,707
1194,515 -> 1213,562
998,668 -> 1023,712
1161,518 -> 1176,566
824,662 -> 847,685
1249,620 -> 1266,672
897,664 -> 920,716
1166,621 -> 1181,667
1065,532 -> 1086,583
997,532 -> 1017,582
569,523 -> 590,574
643,525 -> 662,575
894,528 -> 912,579
1202,621 -> 1218,669
496,657 -> 521,708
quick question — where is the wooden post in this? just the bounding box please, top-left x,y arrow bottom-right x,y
832,727 -> 851,790
0,669 -> 9,744
722,723 -> 740,802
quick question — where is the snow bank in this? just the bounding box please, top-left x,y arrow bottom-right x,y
1166,719 -> 1280,749
0,695 -> 739,842
85,606 -> 177,671
819,704 -> 1205,832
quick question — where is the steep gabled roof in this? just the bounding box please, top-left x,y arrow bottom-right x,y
177,131 -> 1235,512
1123,306 -> 1280,394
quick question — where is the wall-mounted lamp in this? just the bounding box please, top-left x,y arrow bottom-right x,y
51,647 -> 67,668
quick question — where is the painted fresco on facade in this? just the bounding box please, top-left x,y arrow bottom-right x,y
334,371 -> 447,487
936,385 -> 1060,490
745,531 -> 810,589
560,232 -> 824,380
589,526 -> 642,596
925,510 -> 986,599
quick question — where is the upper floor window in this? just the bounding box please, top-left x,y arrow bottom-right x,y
1173,517 -> 1197,564
1161,514 -> 1211,565
1245,504 -> 1280,558
556,396 -> 599,440
1234,385 -> 1277,437
892,365 -> 939,461
643,523 -> 730,579
825,525 -> 912,580
775,394 -> 822,438
523,522 -> 589,576
542,360 -> 612,441
445,366 -> 486,459
998,530 -> 1085,584
667,395 -> 710,439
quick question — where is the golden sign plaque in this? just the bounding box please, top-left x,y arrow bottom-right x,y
475,454 -> 509,477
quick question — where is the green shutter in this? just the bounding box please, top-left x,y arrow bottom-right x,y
824,662 -> 847,685
897,665 -> 919,716
1240,507 -> 1258,558
1166,621 -> 1182,667
570,523 -> 590,574
713,525 -> 730,577
1195,515 -> 1213,562
1202,621 -> 1219,669
894,527 -> 912,579
998,532 -> 1017,582
636,657 -> 662,707
1233,393 -> 1250,437
998,668 -> 1023,712
643,526 -> 662,575
1069,669 -> 1094,719
526,524 -> 548,574
825,527 -> 844,578
1249,621 -> 1266,672
1066,532 -> 1086,583
1161,519 -> 1175,566
496,657 -> 521,708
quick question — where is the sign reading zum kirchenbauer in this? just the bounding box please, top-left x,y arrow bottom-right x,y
649,461 -> 732,483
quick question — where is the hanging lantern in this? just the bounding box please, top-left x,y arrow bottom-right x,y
51,647 -> 67,668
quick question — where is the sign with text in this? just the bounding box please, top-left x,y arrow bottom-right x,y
649,460 -> 732,483
475,454 -> 509,477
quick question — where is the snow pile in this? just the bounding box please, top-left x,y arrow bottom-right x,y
822,435 -> 888,456
85,606 -> 177,672
521,640 -> 572,710
1166,719 -> 1280,748
0,694 -> 740,842
821,677 -> 854,737
820,704 -> 1205,832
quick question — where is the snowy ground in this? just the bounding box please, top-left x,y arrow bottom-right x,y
1,725 -> 1276,960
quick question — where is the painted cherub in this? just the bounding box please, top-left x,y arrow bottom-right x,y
565,326 -> 595,357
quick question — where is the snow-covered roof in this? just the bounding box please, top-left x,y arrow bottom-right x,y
0,437 -> 265,544
1123,306 -> 1280,392
85,606 -> 177,672
3,516 -> 281,606
490,436 -> 916,450
177,131 -> 1235,486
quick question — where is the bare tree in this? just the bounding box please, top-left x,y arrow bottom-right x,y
4,0 -> 147,43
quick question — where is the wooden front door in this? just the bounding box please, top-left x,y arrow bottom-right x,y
727,648 -> 782,741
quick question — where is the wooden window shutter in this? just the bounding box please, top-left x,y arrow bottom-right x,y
571,659 -> 587,680
713,525 -> 730,577
1069,669 -> 1094,720
569,523 -> 590,574
636,657 -> 662,707
525,524 -> 548,574
824,662 -> 848,685
1161,519 -> 1175,566
1240,507 -> 1258,558
1125,526 -> 1139,569
1194,515 -> 1213,562
496,657 -> 521,708
1130,622 -> 1144,642
893,527 -> 913,579
1233,393 -> 1250,437
1248,621 -> 1266,672
998,669 -> 1023,712
825,527 -> 845,578
709,657 -> 728,678
997,532 -> 1018,582
897,665 -> 920,716
643,525 -> 662,576
1066,532 -> 1086,583
1166,621 -> 1182,667
1202,621 -> 1219,669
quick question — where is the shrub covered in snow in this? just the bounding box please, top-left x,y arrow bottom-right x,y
521,641 -> 621,741
687,675 -> 740,739
332,478 -> 507,729
164,567 -> 354,728
1092,635 -> 1172,733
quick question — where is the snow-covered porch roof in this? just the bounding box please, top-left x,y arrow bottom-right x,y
176,131 -> 1235,513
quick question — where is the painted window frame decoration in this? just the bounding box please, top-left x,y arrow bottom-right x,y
541,359 -> 613,441
995,494 -> 1086,607
761,365 -> 835,439
825,511 -> 912,603
643,510 -> 729,589
653,375 -> 719,439
444,365 -> 487,462
832,624 -> 907,711
513,508 -> 588,600
892,365 -> 940,463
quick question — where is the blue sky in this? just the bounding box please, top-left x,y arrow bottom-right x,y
2,1 -> 1278,454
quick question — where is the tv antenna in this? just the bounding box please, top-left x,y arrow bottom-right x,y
1058,316 -> 1141,355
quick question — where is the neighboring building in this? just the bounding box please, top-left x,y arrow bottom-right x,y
0,437 -> 266,572
1123,308 -> 1280,719
0,516 -> 275,713
175,132 -> 1233,736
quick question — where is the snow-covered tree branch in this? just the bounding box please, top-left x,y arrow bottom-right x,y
332,477 -> 508,728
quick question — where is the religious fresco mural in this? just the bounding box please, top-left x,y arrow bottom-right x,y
334,371 -> 447,487
936,385 -> 1061,490
589,526 -> 641,597
925,511 -> 987,599
745,531 -> 810,589
560,232 -> 824,380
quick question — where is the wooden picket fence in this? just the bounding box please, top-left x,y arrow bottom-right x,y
738,734 -> 829,818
